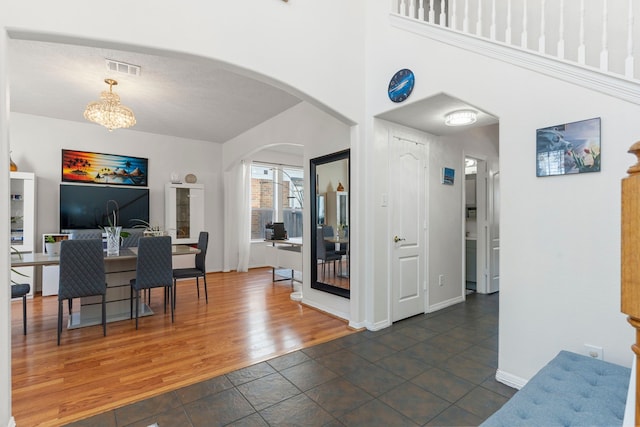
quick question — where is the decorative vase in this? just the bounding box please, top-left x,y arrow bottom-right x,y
10,154 -> 17,172
105,226 -> 122,256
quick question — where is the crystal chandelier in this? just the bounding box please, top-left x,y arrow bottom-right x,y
84,78 -> 136,131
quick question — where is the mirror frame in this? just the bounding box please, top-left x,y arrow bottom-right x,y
310,149 -> 350,298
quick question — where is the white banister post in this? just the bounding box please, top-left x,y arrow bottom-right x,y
451,0 -> 458,30
463,0 -> 469,32
578,0 -> 586,64
521,0 -> 528,48
400,0 -> 407,16
600,0 -> 609,72
419,0 -> 425,21
410,0 -> 416,18
490,0 -> 497,40
557,0 -> 565,59
505,0 -> 512,44
625,0 -> 635,78
440,0 -> 447,27
539,0 -> 546,53
476,0 -> 483,36
428,0 -> 434,22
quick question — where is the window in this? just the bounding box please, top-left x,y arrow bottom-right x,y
250,163 -> 303,240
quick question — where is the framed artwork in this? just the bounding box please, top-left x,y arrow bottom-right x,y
62,149 -> 148,186
536,117 -> 601,177
442,167 -> 455,185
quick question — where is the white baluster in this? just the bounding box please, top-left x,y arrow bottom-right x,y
600,0 -> 609,71
428,0 -> 434,22
557,0 -> 565,59
539,0 -> 546,53
419,0 -> 425,21
521,0 -> 528,48
452,0 -> 458,30
505,0 -> 512,44
400,0 -> 406,16
410,0 -> 416,19
490,0 -> 497,40
578,0 -> 586,64
440,0 -> 447,26
625,0 -> 635,78
463,0 -> 469,32
476,0 -> 483,36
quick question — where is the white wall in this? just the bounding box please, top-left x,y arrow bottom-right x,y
222,102 -> 353,321
9,113 -> 224,278
366,1 -> 640,383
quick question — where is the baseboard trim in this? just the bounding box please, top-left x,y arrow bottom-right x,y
427,295 -> 465,313
495,368 -> 527,390
7,417 -> 16,427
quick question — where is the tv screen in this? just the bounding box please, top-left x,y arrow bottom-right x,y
60,184 -> 149,230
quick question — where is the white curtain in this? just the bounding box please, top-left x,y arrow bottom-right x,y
222,160 -> 251,272
236,160 -> 252,272
222,167 -> 236,272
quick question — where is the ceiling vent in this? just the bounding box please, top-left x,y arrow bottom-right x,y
105,59 -> 141,76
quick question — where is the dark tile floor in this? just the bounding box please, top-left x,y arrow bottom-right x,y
65,292 -> 514,427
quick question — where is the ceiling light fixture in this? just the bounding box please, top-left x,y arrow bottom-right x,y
444,109 -> 477,127
84,78 -> 136,131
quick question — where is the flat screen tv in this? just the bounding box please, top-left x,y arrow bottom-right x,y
60,184 -> 149,230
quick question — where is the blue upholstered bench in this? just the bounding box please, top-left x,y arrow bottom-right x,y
481,350 -> 631,427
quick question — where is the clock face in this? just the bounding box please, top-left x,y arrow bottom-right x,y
388,69 -> 415,103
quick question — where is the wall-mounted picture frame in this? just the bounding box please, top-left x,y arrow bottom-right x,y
536,117 -> 601,177
62,149 -> 148,186
442,167 -> 455,185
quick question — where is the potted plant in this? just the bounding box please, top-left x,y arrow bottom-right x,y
44,235 -> 61,256
103,200 -> 129,256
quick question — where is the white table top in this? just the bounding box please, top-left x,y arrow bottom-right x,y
265,237 -> 303,247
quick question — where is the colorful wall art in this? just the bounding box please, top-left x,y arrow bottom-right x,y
536,117 -> 601,177
62,149 -> 148,186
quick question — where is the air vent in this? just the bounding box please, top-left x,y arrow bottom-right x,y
105,59 -> 141,76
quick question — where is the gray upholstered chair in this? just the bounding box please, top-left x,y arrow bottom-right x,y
172,231 -> 209,307
11,283 -> 30,335
58,239 -> 107,345
317,227 -> 341,277
130,236 -> 174,329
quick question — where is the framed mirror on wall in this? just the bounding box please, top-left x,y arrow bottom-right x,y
310,149 -> 350,298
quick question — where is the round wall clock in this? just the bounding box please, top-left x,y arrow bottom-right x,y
388,69 -> 415,103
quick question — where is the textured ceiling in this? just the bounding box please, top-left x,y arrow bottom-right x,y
8,39 -> 302,143
8,38 -> 497,143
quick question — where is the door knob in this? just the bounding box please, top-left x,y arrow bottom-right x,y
394,235 -> 406,243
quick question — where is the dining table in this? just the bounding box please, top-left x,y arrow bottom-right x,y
11,245 -> 200,329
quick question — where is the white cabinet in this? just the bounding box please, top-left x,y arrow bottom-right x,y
165,183 -> 205,245
41,234 -> 71,296
325,191 -> 348,232
10,172 -> 35,297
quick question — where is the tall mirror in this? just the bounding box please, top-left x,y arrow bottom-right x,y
310,149 -> 350,298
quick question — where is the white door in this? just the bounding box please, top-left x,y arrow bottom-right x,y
391,137 -> 427,322
489,171 -> 500,292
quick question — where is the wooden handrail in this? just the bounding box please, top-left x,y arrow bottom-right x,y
621,140 -> 640,425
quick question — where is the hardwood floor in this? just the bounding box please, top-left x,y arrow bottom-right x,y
10,268 -> 356,427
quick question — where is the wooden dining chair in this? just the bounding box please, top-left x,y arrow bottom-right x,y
58,239 -> 107,345
130,236 -> 174,329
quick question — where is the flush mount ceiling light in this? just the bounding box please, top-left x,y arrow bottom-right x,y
444,109 -> 477,127
84,78 -> 136,131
